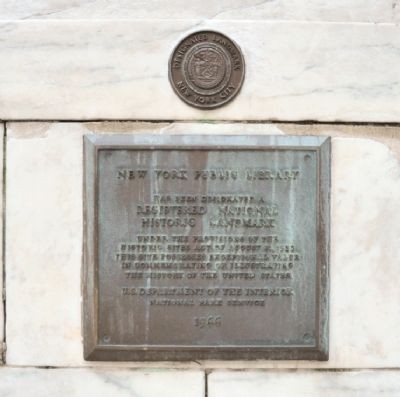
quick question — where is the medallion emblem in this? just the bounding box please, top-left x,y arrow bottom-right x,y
169,31 -> 245,109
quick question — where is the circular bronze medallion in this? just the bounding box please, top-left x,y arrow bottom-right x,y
169,31 -> 245,109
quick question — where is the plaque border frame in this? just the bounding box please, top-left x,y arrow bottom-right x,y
83,134 -> 330,361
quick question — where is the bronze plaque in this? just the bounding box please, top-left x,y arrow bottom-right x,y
169,31 -> 245,109
83,134 -> 330,361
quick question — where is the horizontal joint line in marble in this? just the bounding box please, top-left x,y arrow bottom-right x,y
0,19 -> 398,26
4,120 -> 400,127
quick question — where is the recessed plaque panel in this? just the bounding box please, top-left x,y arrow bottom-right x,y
83,134 -> 330,361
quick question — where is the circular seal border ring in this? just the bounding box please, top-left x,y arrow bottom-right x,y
168,30 -> 245,110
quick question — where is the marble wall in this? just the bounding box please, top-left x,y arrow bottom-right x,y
1,2 -> 400,395
209,371 -> 400,397
1,122 -> 400,395
0,0 -> 396,22
0,124 -> 3,363
0,20 -> 399,121
0,368 -> 204,397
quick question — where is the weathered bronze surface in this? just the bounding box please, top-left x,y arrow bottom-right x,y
169,31 -> 245,109
83,134 -> 330,361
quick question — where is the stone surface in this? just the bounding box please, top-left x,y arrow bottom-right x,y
0,21 -> 399,122
5,122 -> 400,368
0,123 -> 3,363
0,368 -> 204,397
0,0 -> 394,22
208,370 -> 400,397
394,1 -> 400,22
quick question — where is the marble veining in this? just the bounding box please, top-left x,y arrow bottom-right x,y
0,368 -> 204,397
0,20 -> 399,122
0,0 -> 395,22
208,371 -> 400,397
5,122 -> 400,368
